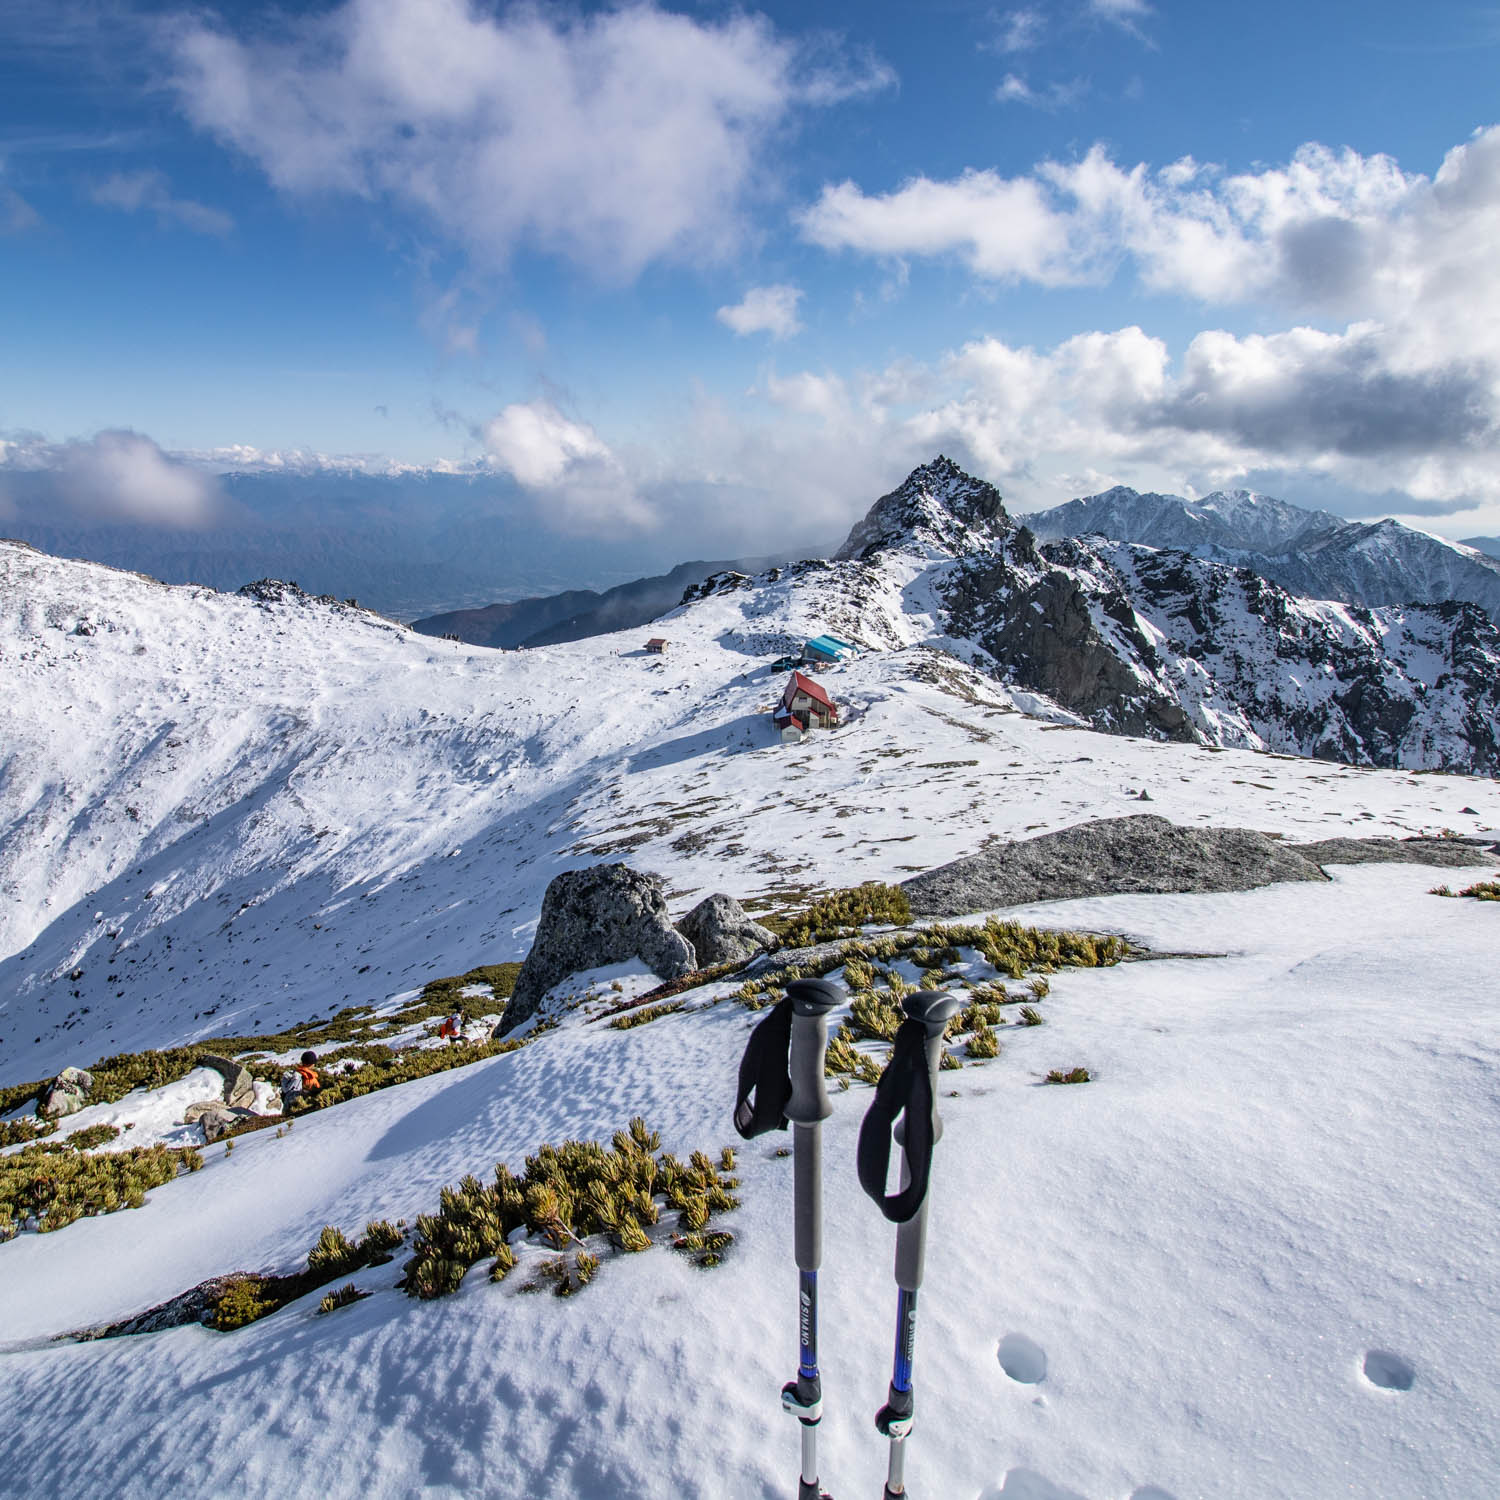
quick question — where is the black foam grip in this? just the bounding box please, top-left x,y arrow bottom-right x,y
856,1018 -> 935,1222
733,997 -> 793,1139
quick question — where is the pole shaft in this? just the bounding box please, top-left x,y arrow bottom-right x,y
793,1120 -> 822,1271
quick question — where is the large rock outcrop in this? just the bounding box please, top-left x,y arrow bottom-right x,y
675,894 -> 776,968
902,815 -> 1329,916
501,865 -> 697,1034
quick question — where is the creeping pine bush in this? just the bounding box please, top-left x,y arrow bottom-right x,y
65,1123 -> 121,1151
0,1142 -> 202,1239
966,1023 -> 1001,1059
0,1079 -> 45,1118
317,1284 -> 371,1315
1045,1067 -> 1091,1085
285,1036 -> 524,1115
202,1219 -> 411,1331
401,1118 -> 740,1299
0,1116 -> 55,1148
212,1277 -> 279,1331
608,1000 -> 685,1031
771,883 -> 912,949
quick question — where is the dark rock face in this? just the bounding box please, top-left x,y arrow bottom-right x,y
675,894 -> 776,967
974,569 -> 1194,742
501,864 -> 697,1034
902,815 -> 1329,916
937,515 -> 1500,772
196,1054 -> 258,1109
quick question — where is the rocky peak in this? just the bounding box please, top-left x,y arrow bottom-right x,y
836,456 -> 1010,561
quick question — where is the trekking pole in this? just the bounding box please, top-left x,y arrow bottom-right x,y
735,976 -> 843,1500
856,991 -> 961,1499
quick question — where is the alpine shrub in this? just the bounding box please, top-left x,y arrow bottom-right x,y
317,1283 -> 370,1314
400,1119 -> 738,1299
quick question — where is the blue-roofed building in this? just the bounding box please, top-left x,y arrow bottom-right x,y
803,634 -> 857,665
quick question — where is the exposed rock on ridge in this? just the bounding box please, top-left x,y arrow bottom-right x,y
675,894 -> 776,967
501,865 -> 696,1034
902,815 -> 1495,917
837,454 -> 1009,560
902,815 -> 1329,916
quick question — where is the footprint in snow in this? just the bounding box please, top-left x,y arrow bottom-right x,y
1362,1349 -> 1416,1391
997,1331 -> 1048,1384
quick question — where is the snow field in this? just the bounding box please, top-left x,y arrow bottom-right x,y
2,864 -> 1497,1498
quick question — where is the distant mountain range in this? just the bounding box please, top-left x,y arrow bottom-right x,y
1023,486 -> 1500,620
411,555 -> 793,648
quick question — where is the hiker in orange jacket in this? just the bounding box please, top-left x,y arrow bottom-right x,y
438,1012 -> 464,1043
280,1050 -> 322,1112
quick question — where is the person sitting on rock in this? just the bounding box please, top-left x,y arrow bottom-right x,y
279,1051 -> 322,1113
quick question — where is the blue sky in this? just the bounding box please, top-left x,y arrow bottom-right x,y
2,0 -> 1498,553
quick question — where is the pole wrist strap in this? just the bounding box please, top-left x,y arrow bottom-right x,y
856,1018 -> 935,1222
733,997 -> 793,1139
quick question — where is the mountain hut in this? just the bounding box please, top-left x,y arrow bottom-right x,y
774,670 -> 839,743
644,638 -> 668,654
802,634 -> 857,665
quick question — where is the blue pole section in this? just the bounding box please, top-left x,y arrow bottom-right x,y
800,1268 -> 820,1382
891,1287 -> 918,1393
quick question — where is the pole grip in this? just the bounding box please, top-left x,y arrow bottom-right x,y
785,979 -> 840,1125
893,992 -> 958,1292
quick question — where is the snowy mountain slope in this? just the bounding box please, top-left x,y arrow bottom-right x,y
1025,484 -> 1500,620
4,504 -> 1500,1497
3,865 -> 1500,1500
5,473 -> 1500,1082
980,536 -> 1500,768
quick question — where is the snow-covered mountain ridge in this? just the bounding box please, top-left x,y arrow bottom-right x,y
1025,483 -> 1500,620
4,503 -> 1500,1498
4,507 -> 1497,1087
692,458 -> 1500,773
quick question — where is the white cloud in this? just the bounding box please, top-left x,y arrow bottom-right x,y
995,8 -> 1045,53
801,170 -> 1078,282
717,284 -> 804,340
797,128 -> 1500,505
995,73 -> 1089,110
0,430 -> 227,526
89,169 -> 233,235
1088,0 -> 1155,42
481,400 -> 653,531
162,0 -> 891,281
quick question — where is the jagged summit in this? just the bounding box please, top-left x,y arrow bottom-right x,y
835,455 -> 1010,561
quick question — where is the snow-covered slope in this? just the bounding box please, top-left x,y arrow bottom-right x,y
6,465 -> 1500,1078
1025,484 -> 1500,620
3,508 -> 1500,1499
